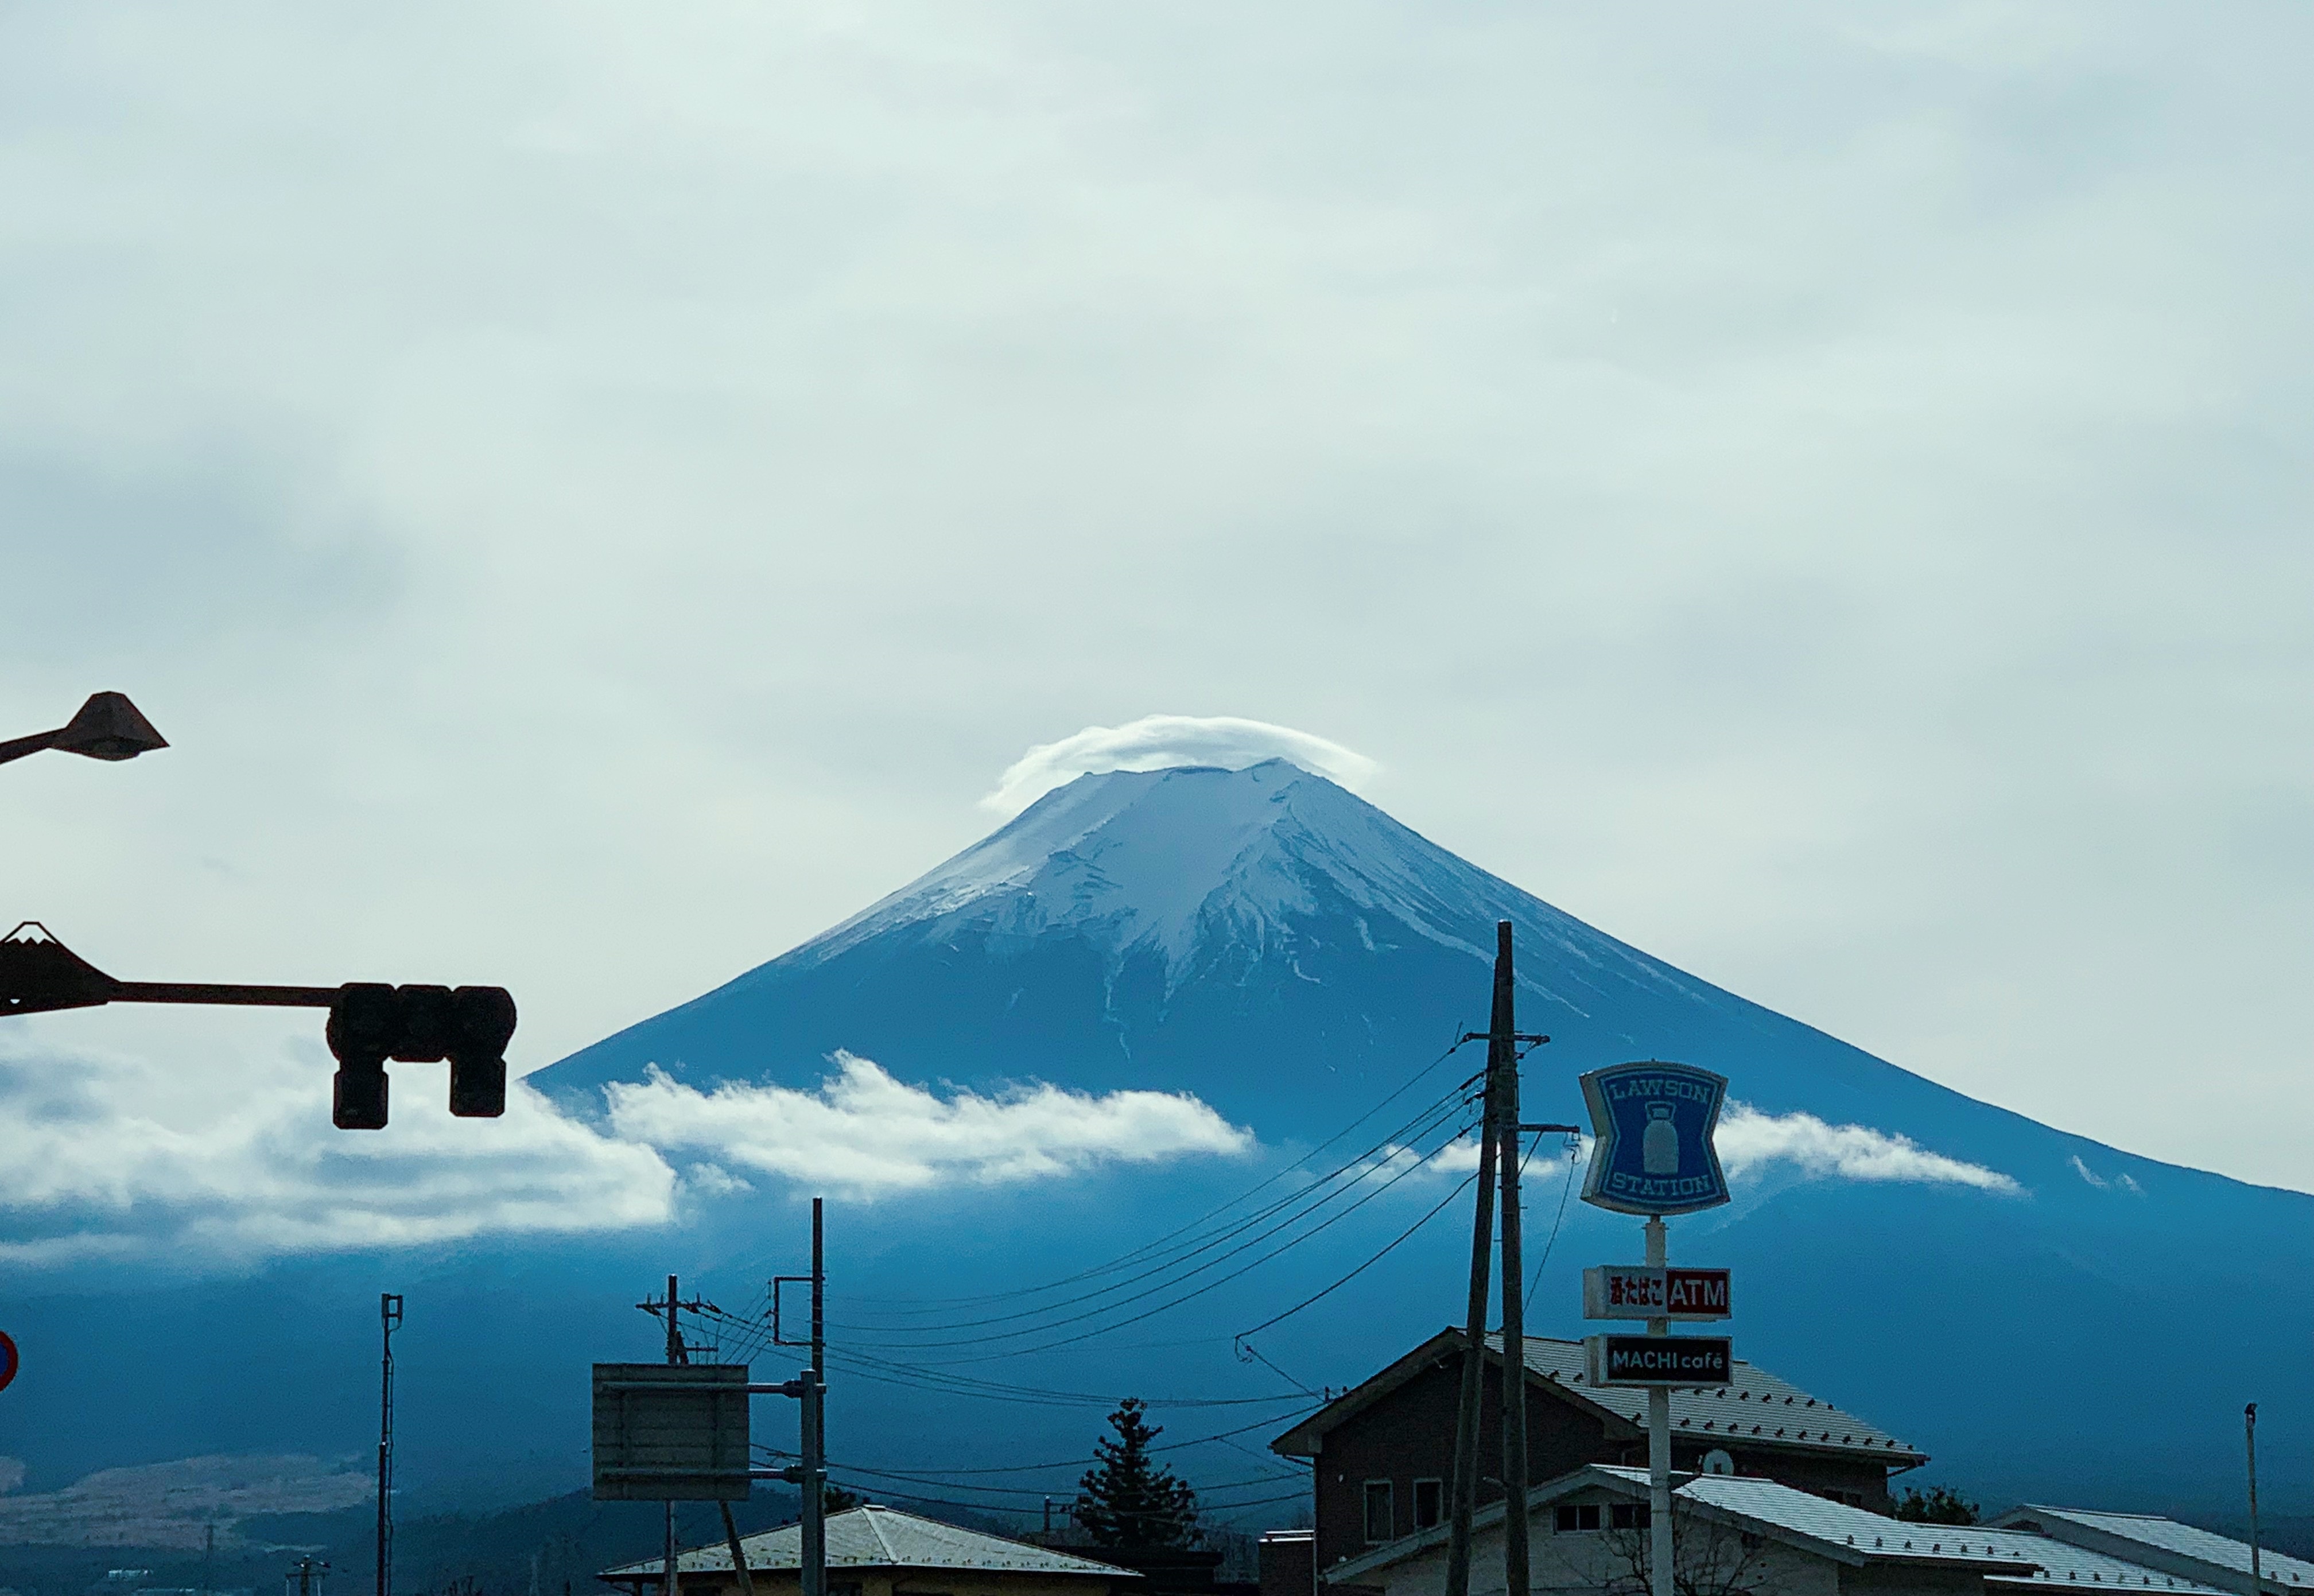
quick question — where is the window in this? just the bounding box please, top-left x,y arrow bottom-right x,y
1554,1504 -> 1602,1533
1611,1504 -> 1652,1531
1363,1480 -> 1394,1544
1412,1479 -> 1443,1531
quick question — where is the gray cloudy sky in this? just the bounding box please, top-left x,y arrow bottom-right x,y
1,0 -> 2307,1216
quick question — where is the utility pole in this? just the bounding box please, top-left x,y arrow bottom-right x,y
1442,1024 -> 1499,1596
377,1294 -> 402,1596
1492,924 -> 1530,1596
803,1198 -> 828,1596
203,1524 -> 216,1596
770,1199 -> 830,1596
2245,1404 -> 2262,1596
639,1275 -> 714,1596
1444,923 -> 1552,1596
290,1556 -> 329,1596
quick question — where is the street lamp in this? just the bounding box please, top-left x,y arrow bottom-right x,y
0,693 -> 169,767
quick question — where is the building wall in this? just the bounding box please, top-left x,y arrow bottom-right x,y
1309,1355 -> 1897,1568
1311,1352 -> 1618,1572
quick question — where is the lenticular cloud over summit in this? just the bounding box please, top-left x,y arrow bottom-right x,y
981,715 -> 1378,817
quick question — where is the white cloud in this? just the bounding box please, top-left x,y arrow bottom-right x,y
0,1024 -> 1257,1263
982,716 -> 1381,817
1717,1104 -> 2021,1194
603,1052 -> 1253,1194
0,1025 -> 675,1264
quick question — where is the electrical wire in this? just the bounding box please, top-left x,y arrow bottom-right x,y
890,1118 -> 1478,1365
835,1033 -> 1480,1314
1231,1163 -> 1478,1345
1523,1132 -> 1583,1312
830,1081 -> 1478,1345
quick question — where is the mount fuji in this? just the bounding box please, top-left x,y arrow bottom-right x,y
5,760 -> 2303,1529
531,759 -> 2305,1514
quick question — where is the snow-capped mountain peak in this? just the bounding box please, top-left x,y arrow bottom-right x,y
793,760 -> 1674,1006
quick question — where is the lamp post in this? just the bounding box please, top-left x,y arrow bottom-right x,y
0,693 -> 169,767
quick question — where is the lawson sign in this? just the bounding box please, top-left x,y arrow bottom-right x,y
1579,1061 -> 1730,1216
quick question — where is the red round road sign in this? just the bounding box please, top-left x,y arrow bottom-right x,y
0,1330 -> 18,1393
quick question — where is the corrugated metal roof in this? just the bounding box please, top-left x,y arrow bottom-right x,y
602,1505 -> 1139,1581
2016,1507 -> 2314,1590
1589,1467 -> 2020,1567
1496,1335 -> 1925,1463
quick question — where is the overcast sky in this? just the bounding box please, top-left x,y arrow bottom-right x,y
1,1 -> 2307,1210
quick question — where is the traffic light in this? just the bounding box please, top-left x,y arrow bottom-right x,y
327,983 -> 518,1129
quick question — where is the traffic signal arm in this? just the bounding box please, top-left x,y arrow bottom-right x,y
114,981 -> 339,1008
1,925 -> 515,1131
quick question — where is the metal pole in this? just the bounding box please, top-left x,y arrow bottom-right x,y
1493,924 -> 1530,1596
666,1274 -> 682,1596
1645,1218 -> 1671,1596
803,1198 -> 827,1596
2245,1404 -> 2261,1596
1444,1038 -> 1501,1596
377,1294 -> 401,1596
719,1503 -> 756,1596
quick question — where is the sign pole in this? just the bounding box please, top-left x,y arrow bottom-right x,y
1645,1217 -> 1671,1596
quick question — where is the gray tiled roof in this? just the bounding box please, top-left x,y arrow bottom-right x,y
1493,1335 -> 1925,1465
2007,1507 -> 2314,1591
603,1505 -> 1138,1581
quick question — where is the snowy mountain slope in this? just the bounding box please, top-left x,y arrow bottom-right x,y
538,760 -> 2213,1203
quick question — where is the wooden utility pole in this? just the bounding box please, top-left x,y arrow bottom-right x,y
1493,924 -> 1530,1596
1442,1041 -> 1500,1596
1445,922 -> 1548,1596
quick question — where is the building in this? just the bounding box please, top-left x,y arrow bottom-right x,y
1987,1507 -> 2314,1594
1270,1329 -> 1926,1578
599,1505 -> 1144,1596
1324,1465 -> 2238,1596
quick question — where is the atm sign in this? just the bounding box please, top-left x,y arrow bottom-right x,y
1582,1265 -> 1732,1322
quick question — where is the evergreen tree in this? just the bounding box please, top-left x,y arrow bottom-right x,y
1073,1398 -> 1201,1549
1893,1486 -> 1980,1525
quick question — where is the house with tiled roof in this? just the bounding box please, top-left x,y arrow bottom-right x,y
599,1504 -> 1143,1596
1267,1329 -> 1926,1581
1326,1465 -> 2235,1596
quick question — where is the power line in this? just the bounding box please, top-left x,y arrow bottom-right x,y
906,1122 -> 1480,1366
842,1092 -> 1472,1350
832,1082 -> 1477,1346
837,1034 -> 1480,1315
1523,1133 -> 1583,1311
1232,1162 -> 1480,1345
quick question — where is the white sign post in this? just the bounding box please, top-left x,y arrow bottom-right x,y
1577,1063 -> 1733,1596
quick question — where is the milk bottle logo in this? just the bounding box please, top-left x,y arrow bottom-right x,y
1578,1060 -> 1730,1216
1643,1102 -> 1680,1175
